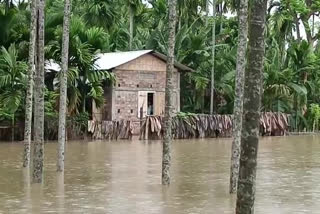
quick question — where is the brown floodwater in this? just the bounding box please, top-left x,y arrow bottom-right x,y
0,136 -> 320,213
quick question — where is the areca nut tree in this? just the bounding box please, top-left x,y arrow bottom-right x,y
236,0 -> 268,213
23,0 -> 37,168
33,0 -> 46,183
229,0 -> 248,194
162,0 -> 177,186
57,0 -> 71,172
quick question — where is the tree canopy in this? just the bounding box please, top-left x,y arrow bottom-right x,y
0,0 -> 319,132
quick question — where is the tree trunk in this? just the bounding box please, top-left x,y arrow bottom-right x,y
162,0 -> 177,186
296,17 -> 301,42
236,0 -> 267,213
178,10 -> 182,30
23,0 -> 37,168
210,0 -> 216,115
32,0 -> 45,183
313,120 -> 316,133
312,14 -> 315,37
219,3 -> 223,33
57,0 -> 71,172
229,0 -> 248,194
82,92 -> 86,112
205,0 -> 209,27
294,95 -> 299,132
129,5 -> 134,50
11,114 -> 14,142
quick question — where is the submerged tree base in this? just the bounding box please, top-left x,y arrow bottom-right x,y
32,141 -> 44,183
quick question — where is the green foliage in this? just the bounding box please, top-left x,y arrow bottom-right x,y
69,111 -> 89,131
0,107 -> 14,121
309,104 -> 320,131
176,111 -> 196,118
44,89 -> 59,118
0,0 -> 319,133
310,104 -> 320,119
0,44 -> 27,116
46,12 -> 114,114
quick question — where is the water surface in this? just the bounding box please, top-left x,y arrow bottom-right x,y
0,136 -> 319,213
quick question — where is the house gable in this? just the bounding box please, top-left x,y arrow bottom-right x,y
115,53 -> 178,72
113,53 -> 180,90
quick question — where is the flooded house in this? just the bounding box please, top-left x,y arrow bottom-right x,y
45,50 -> 193,136
91,50 -> 193,123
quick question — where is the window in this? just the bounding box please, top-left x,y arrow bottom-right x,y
118,84 -> 121,87
131,109 -> 133,114
150,84 -> 153,88
137,84 -> 139,88
118,109 -> 120,113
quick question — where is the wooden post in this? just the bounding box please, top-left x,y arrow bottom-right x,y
145,116 -> 149,140
140,106 -> 144,139
140,107 -> 143,127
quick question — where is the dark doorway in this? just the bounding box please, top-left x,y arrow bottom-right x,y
147,93 -> 154,115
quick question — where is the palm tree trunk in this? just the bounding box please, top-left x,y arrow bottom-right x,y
229,0 -> 248,194
11,114 -> 14,142
82,92 -> 86,112
178,10 -> 182,30
210,0 -> 216,115
57,0 -> 71,172
23,0 -> 37,168
205,0 -> 209,27
294,95 -> 299,132
162,0 -> 177,186
313,120 -> 316,133
219,3 -> 223,33
33,0 -> 45,183
129,5 -> 134,50
296,17 -> 301,42
312,14 -> 315,37
4,0 -> 10,12
235,0 -> 267,213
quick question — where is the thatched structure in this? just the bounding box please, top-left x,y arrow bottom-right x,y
140,114 -> 233,140
140,112 -> 289,140
88,120 -> 133,140
260,112 -> 289,136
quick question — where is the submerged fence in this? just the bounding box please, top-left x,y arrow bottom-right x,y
88,120 -> 134,140
139,112 -> 290,140
87,112 -> 289,141
140,114 -> 233,140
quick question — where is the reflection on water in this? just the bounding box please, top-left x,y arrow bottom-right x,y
0,136 -> 320,213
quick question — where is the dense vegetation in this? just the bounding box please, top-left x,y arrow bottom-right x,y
0,0 -> 320,132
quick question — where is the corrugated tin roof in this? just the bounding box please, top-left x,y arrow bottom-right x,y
45,50 -> 194,72
95,50 -> 153,70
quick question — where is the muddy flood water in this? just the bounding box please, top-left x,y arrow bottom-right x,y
0,136 -> 320,214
